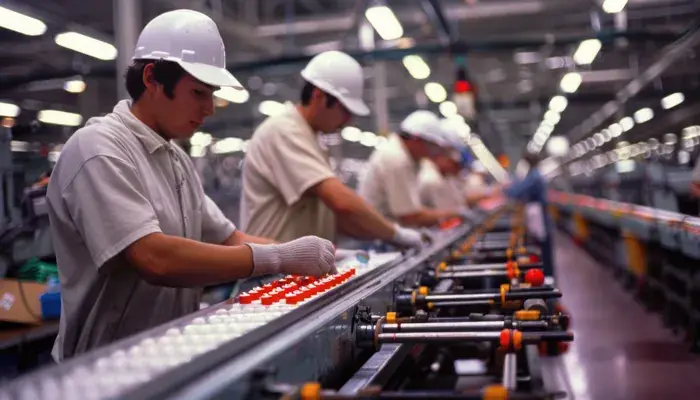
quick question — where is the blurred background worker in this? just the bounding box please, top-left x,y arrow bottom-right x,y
418,119 -> 497,216
503,153 -> 553,277
241,51 -> 424,252
358,111 -> 465,228
46,10 -> 336,362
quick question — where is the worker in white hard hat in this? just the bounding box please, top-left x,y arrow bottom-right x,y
241,51 -> 424,254
46,10 -> 336,361
358,111 -> 466,227
418,119 -> 499,213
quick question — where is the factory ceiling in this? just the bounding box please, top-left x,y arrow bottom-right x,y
1,0 -> 699,161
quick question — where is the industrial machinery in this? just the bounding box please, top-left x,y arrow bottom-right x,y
0,206 -> 573,400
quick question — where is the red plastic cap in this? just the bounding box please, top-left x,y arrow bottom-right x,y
499,329 -> 511,348
524,269 -> 545,287
529,254 -> 540,263
239,293 -> 252,304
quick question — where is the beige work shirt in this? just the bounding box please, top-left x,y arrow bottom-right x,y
418,159 -> 465,209
358,133 -> 423,220
46,100 -> 235,361
241,102 -> 336,242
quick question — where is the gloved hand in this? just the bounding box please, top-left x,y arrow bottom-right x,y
392,225 -> 425,250
247,236 -> 337,277
335,248 -> 370,262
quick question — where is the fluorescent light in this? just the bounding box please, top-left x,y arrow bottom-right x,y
212,138 -> 243,154
402,55 -> 430,80
602,0 -> 628,14
38,110 -> 83,126
560,72 -> 582,93
341,126 -> 361,142
634,107 -> 654,124
11,141 -> 30,152
514,51 -> 542,65
543,110 -> 561,125
609,123 -> 623,137
619,117 -> 634,132
538,124 -> 554,135
360,131 -> 379,147
215,87 -> 250,104
55,32 -> 117,61
0,102 -> 20,117
0,6 -> 46,36
601,129 -> 612,142
573,39 -> 602,65
258,100 -> 285,116
439,101 -> 458,118
190,132 -> 213,147
593,133 -> 604,146
424,82 -> 447,103
63,79 -> 86,94
661,92 -> 684,110
365,5 -> 403,41
548,96 -> 568,113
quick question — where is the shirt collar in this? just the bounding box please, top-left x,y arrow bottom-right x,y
113,99 -> 170,154
283,101 -> 315,138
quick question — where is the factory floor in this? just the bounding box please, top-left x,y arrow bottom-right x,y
552,233 -> 700,400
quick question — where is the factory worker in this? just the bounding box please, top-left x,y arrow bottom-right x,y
503,153 -> 553,277
46,10 -> 335,361
358,111 -> 465,227
418,119 -> 490,212
241,51 -> 424,251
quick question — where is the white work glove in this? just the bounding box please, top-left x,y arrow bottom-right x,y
247,236 -> 337,277
335,248 -> 370,262
392,225 -> 425,250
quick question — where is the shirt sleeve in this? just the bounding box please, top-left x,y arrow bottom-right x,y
201,195 -> 236,244
267,127 -> 336,206
385,165 -> 424,217
61,155 -> 162,268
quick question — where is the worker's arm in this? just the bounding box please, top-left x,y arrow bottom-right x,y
309,177 -> 396,241
222,230 -> 277,246
396,208 -> 461,228
126,233 -> 254,287
691,182 -> 700,198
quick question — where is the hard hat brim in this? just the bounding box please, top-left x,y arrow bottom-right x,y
338,96 -> 370,117
179,61 -> 244,90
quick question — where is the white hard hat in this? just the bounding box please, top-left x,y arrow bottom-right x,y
400,110 -> 446,146
133,9 -> 243,89
301,51 -> 369,116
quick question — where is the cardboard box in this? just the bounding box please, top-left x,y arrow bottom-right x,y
0,279 -> 46,325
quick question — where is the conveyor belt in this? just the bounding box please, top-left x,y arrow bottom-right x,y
0,217 -> 484,400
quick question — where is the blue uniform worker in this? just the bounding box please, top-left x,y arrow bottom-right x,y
504,158 -> 554,278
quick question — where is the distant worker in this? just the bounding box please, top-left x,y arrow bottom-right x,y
503,153 -> 554,277
418,119 -> 495,213
46,10 -> 335,361
358,111 -> 465,227
241,51 -> 424,251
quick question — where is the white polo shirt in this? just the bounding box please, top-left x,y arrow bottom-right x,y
47,100 -> 236,361
358,133 -> 423,220
417,159 -> 464,209
241,102 -> 336,242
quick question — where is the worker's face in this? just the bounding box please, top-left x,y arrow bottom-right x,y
146,66 -> 216,140
313,89 -> 352,133
433,152 -> 461,177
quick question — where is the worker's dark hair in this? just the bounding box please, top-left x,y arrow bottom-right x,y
300,81 -> 339,108
125,59 -> 187,101
523,152 -> 541,167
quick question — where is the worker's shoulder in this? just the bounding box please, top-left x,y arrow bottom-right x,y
252,112 -> 304,141
62,114 -> 138,161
